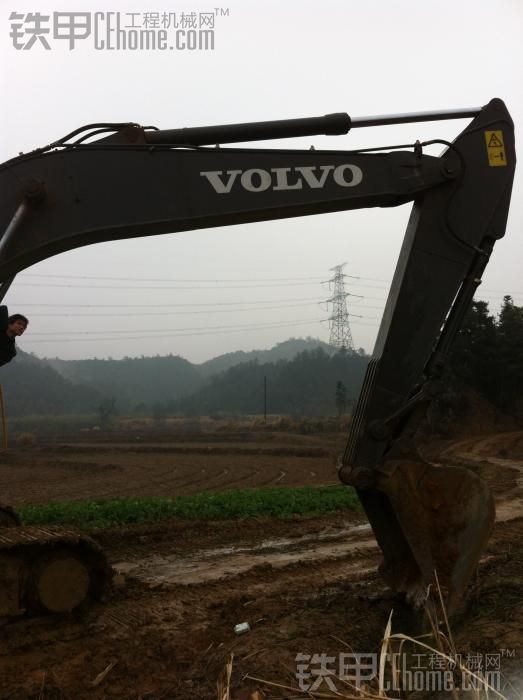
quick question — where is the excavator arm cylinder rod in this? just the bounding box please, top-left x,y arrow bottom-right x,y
0,202 -> 28,260
144,107 -> 483,146
350,107 -> 481,128
0,202 -> 27,303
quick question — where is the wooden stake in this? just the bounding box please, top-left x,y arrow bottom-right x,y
0,385 -> 7,449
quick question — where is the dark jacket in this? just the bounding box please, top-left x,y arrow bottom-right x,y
0,306 -> 16,366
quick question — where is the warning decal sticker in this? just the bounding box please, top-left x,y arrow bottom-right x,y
484,130 -> 507,167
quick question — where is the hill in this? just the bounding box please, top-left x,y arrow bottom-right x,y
197,337 -> 336,377
47,354 -> 204,410
44,337 -> 336,410
177,347 -> 367,417
0,351 -> 103,417
2,339 -> 356,418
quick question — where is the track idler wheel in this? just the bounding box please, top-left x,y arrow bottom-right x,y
27,544 -> 110,615
31,549 -> 91,613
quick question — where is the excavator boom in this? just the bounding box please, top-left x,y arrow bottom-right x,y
0,98 -> 516,614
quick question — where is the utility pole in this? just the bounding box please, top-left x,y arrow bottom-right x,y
263,375 -> 267,423
325,263 -> 355,351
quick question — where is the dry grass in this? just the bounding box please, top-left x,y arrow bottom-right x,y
14,431 -> 37,447
235,577 -> 519,700
217,654 -> 234,700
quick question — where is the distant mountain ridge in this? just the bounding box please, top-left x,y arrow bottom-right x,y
47,353 -> 203,406
3,340 -> 365,419
2,337 -> 339,415
178,346 -> 367,417
197,337 -> 335,377
0,350 -> 103,416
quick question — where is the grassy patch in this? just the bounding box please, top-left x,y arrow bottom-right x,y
18,486 -> 361,529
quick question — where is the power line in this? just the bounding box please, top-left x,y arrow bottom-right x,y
8,296 -> 325,308
28,316 -> 328,336
15,281 -> 323,290
13,289 -> 517,307
23,271 -> 520,294
23,317 -> 328,343
21,273 -> 326,283
31,301 -> 330,317
23,318 -> 380,344
14,277 -> 522,297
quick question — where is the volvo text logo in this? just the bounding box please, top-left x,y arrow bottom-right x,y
200,165 -> 363,193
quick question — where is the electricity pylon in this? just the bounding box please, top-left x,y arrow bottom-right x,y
325,263 -> 355,351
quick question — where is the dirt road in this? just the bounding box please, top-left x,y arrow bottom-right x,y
0,430 -> 522,699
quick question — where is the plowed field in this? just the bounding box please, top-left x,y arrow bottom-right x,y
0,429 -> 522,699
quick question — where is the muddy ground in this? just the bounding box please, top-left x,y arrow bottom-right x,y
0,429 -> 522,699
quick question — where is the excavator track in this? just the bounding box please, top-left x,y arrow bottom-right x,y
0,525 -> 112,618
0,505 -> 20,527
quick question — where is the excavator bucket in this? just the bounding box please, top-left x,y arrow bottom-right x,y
356,459 -> 495,613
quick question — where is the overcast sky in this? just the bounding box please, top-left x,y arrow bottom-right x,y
1,0 -> 521,363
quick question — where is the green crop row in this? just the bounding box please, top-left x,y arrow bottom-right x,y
18,486 -> 362,529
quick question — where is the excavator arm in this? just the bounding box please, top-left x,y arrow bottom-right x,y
1,122 -> 451,277
0,98 -> 516,614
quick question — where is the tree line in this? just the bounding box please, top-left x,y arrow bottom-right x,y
448,295 -> 523,417
170,347 -> 367,418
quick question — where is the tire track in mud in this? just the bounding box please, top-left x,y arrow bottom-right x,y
95,525 -> 380,639
110,522 -> 376,588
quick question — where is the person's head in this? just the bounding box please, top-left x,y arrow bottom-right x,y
7,314 -> 29,338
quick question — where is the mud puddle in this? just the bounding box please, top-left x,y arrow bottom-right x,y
113,523 -> 374,585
